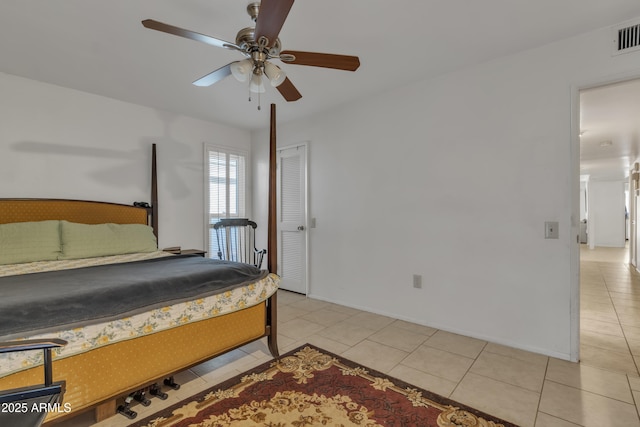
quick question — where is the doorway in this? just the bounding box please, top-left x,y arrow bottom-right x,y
579,78 -> 640,257
276,143 -> 309,294
577,77 -> 640,368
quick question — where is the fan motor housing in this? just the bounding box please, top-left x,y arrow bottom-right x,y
235,27 -> 281,56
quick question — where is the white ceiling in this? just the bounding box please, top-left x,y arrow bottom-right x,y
580,78 -> 640,181
2,0 -> 640,134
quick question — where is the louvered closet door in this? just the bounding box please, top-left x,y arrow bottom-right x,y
277,145 -> 307,294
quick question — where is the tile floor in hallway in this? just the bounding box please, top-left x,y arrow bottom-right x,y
63,245 -> 640,427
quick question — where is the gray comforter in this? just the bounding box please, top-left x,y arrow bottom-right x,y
0,255 -> 268,340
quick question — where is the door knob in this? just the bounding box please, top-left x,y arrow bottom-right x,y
297,225 -> 305,231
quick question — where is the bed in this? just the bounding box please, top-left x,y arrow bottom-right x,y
0,133 -> 281,424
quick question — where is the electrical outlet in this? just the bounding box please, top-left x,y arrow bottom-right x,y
413,274 -> 422,289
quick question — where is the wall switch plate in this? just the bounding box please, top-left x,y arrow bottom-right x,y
545,221 -> 559,239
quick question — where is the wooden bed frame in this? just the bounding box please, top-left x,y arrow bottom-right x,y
0,106 -> 281,424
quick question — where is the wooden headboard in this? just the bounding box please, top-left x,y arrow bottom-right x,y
0,199 -> 149,226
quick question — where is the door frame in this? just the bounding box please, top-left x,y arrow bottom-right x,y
631,167 -> 638,268
277,142 -> 310,295
571,70 -> 640,362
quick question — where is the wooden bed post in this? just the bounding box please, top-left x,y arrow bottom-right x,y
268,104 -> 277,275
151,143 -> 159,239
267,103 -> 279,358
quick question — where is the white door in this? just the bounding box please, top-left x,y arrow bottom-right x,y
277,144 -> 308,294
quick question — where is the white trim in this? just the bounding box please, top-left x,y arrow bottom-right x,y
278,141 -> 310,295
570,84 -> 581,362
203,142 -> 251,259
308,293 -> 574,361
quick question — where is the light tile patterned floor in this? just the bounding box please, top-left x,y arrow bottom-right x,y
61,245 -> 640,426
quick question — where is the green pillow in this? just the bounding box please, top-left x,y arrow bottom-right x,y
0,220 -> 62,265
59,221 -> 157,260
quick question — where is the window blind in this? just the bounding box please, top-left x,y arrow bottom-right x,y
205,145 -> 247,257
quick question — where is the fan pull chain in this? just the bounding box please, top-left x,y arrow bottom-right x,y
248,93 -> 261,111
247,81 -> 261,111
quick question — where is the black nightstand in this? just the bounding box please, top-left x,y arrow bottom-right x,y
163,247 -> 207,257
180,249 -> 207,257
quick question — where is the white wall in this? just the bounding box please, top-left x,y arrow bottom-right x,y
0,72 -> 251,249
253,20 -> 640,359
589,180 -> 626,247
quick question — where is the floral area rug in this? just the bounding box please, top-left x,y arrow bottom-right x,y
131,344 -> 519,427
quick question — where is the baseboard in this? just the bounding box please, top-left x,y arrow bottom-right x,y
307,293 -> 573,361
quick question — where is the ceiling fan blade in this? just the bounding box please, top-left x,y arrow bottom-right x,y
254,0 -> 294,48
280,50 -> 360,71
193,64 -> 232,87
276,77 -> 302,102
142,19 -> 241,51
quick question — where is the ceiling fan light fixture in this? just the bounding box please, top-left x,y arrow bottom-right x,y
230,59 -> 253,83
249,73 -> 266,93
264,61 -> 286,87
142,0 -> 360,104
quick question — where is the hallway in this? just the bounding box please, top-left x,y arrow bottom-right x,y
580,243 -> 640,375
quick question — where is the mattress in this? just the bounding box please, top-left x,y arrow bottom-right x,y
0,252 -> 279,378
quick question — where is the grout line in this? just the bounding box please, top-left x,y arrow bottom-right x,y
599,262 -> 640,377
628,374 -> 640,422
445,341 -> 488,399
536,410 -> 583,427
544,377 -> 638,407
533,357 -> 551,427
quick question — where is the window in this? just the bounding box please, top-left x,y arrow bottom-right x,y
205,144 -> 248,257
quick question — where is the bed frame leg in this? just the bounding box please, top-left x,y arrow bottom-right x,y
149,383 -> 168,400
95,400 -> 116,422
116,395 -> 137,420
163,376 -> 180,390
133,390 -> 151,406
267,293 -> 279,358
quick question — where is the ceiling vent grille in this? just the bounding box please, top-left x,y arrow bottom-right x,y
612,20 -> 640,55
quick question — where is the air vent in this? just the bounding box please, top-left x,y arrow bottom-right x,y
613,20 -> 640,55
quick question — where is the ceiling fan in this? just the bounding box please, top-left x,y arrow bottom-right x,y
142,0 -> 360,105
